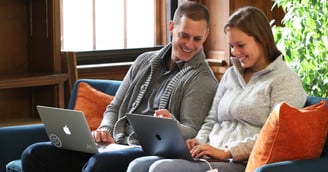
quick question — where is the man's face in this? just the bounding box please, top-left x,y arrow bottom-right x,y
170,16 -> 208,62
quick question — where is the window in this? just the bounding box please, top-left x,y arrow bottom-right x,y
61,0 -> 168,51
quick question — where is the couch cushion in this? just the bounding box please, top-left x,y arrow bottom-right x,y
6,160 -> 21,172
246,100 -> 328,172
74,82 -> 114,130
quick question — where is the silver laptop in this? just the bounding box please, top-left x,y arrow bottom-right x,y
126,113 -> 197,161
36,105 -> 99,154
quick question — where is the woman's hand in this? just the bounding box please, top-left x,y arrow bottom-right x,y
153,109 -> 172,119
186,138 -> 201,150
190,143 -> 232,160
91,129 -> 115,145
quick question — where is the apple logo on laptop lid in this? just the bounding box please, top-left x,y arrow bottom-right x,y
63,125 -> 71,135
155,134 -> 162,141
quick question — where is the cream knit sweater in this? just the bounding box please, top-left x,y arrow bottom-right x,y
196,55 -> 307,161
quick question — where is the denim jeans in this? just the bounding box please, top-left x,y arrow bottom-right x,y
22,142 -> 145,172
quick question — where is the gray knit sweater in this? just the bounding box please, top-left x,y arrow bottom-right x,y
196,55 -> 307,161
99,43 -> 218,145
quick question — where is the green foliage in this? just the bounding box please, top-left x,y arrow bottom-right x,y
272,0 -> 328,97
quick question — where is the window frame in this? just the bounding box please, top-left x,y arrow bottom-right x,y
75,46 -> 163,65
60,0 -> 174,65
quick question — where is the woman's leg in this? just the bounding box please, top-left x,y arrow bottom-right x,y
22,142 -> 93,172
149,159 -> 209,172
82,147 -> 146,172
210,161 -> 246,172
127,156 -> 163,172
149,159 -> 246,172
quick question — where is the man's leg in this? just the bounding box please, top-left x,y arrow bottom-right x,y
22,142 -> 93,172
83,147 -> 146,172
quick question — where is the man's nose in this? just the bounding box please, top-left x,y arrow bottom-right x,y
185,38 -> 195,49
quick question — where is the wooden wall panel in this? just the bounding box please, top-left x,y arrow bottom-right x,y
0,0 -> 29,74
0,0 -> 65,126
229,0 -> 284,26
0,89 -> 30,120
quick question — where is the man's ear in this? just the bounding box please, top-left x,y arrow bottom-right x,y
168,21 -> 174,36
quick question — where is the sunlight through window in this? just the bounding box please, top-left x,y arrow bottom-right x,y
62,0 -> 155,51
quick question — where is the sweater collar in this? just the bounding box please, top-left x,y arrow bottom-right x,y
151,43 -> 206,70
231,54 -> 284,77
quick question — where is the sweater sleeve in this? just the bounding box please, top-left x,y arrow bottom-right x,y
99,52 -> 151,133
269,70 -> 307,109
195,72 -> 227,144
194,90 -> 219,144
174,71 -> 218,139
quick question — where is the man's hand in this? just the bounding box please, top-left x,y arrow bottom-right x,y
91,129 -> 115,145
153,109 -> 172,119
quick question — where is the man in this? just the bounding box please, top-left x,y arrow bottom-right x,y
22,1 -> 217,172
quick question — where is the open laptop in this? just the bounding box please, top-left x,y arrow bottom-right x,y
37,105 -> 143,154
126,113 -> 198,161
36,105 -> 100,154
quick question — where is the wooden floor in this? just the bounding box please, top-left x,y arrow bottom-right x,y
0,118 -> 41,127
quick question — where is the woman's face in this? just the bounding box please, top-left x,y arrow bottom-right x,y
226,27 -> 269,71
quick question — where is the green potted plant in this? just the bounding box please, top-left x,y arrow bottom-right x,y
272,0 -> 328,97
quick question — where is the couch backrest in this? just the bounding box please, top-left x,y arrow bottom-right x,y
321,97 -> 328,157
67,79 -> 122,109
305,96 -> 328,107
305,96 -> 328,157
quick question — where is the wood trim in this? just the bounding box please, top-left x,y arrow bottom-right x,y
61,52 -> 78,91
206,58 -> 228,81
75,46 -> 163,65
51,0 -> 62,73
206,58 -> 228,67
77,63 -> 131,81
0,73 -> 68,108
202,0 -> 230,66
155,0 -> 169,45
0,73 -> 68,89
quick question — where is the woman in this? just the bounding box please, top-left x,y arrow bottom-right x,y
126,6 -> 307,172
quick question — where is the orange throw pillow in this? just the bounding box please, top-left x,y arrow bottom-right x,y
246,100 -> 328,172
74,82 -> 114,131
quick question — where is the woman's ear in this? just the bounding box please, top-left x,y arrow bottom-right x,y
204,29 -> 209,41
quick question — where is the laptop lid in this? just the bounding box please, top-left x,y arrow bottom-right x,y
126,113 -> 195,161
36,105 -> 99,154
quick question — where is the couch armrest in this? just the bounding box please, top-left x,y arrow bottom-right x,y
254,158 -> 328,172
0,124 -> 48,172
